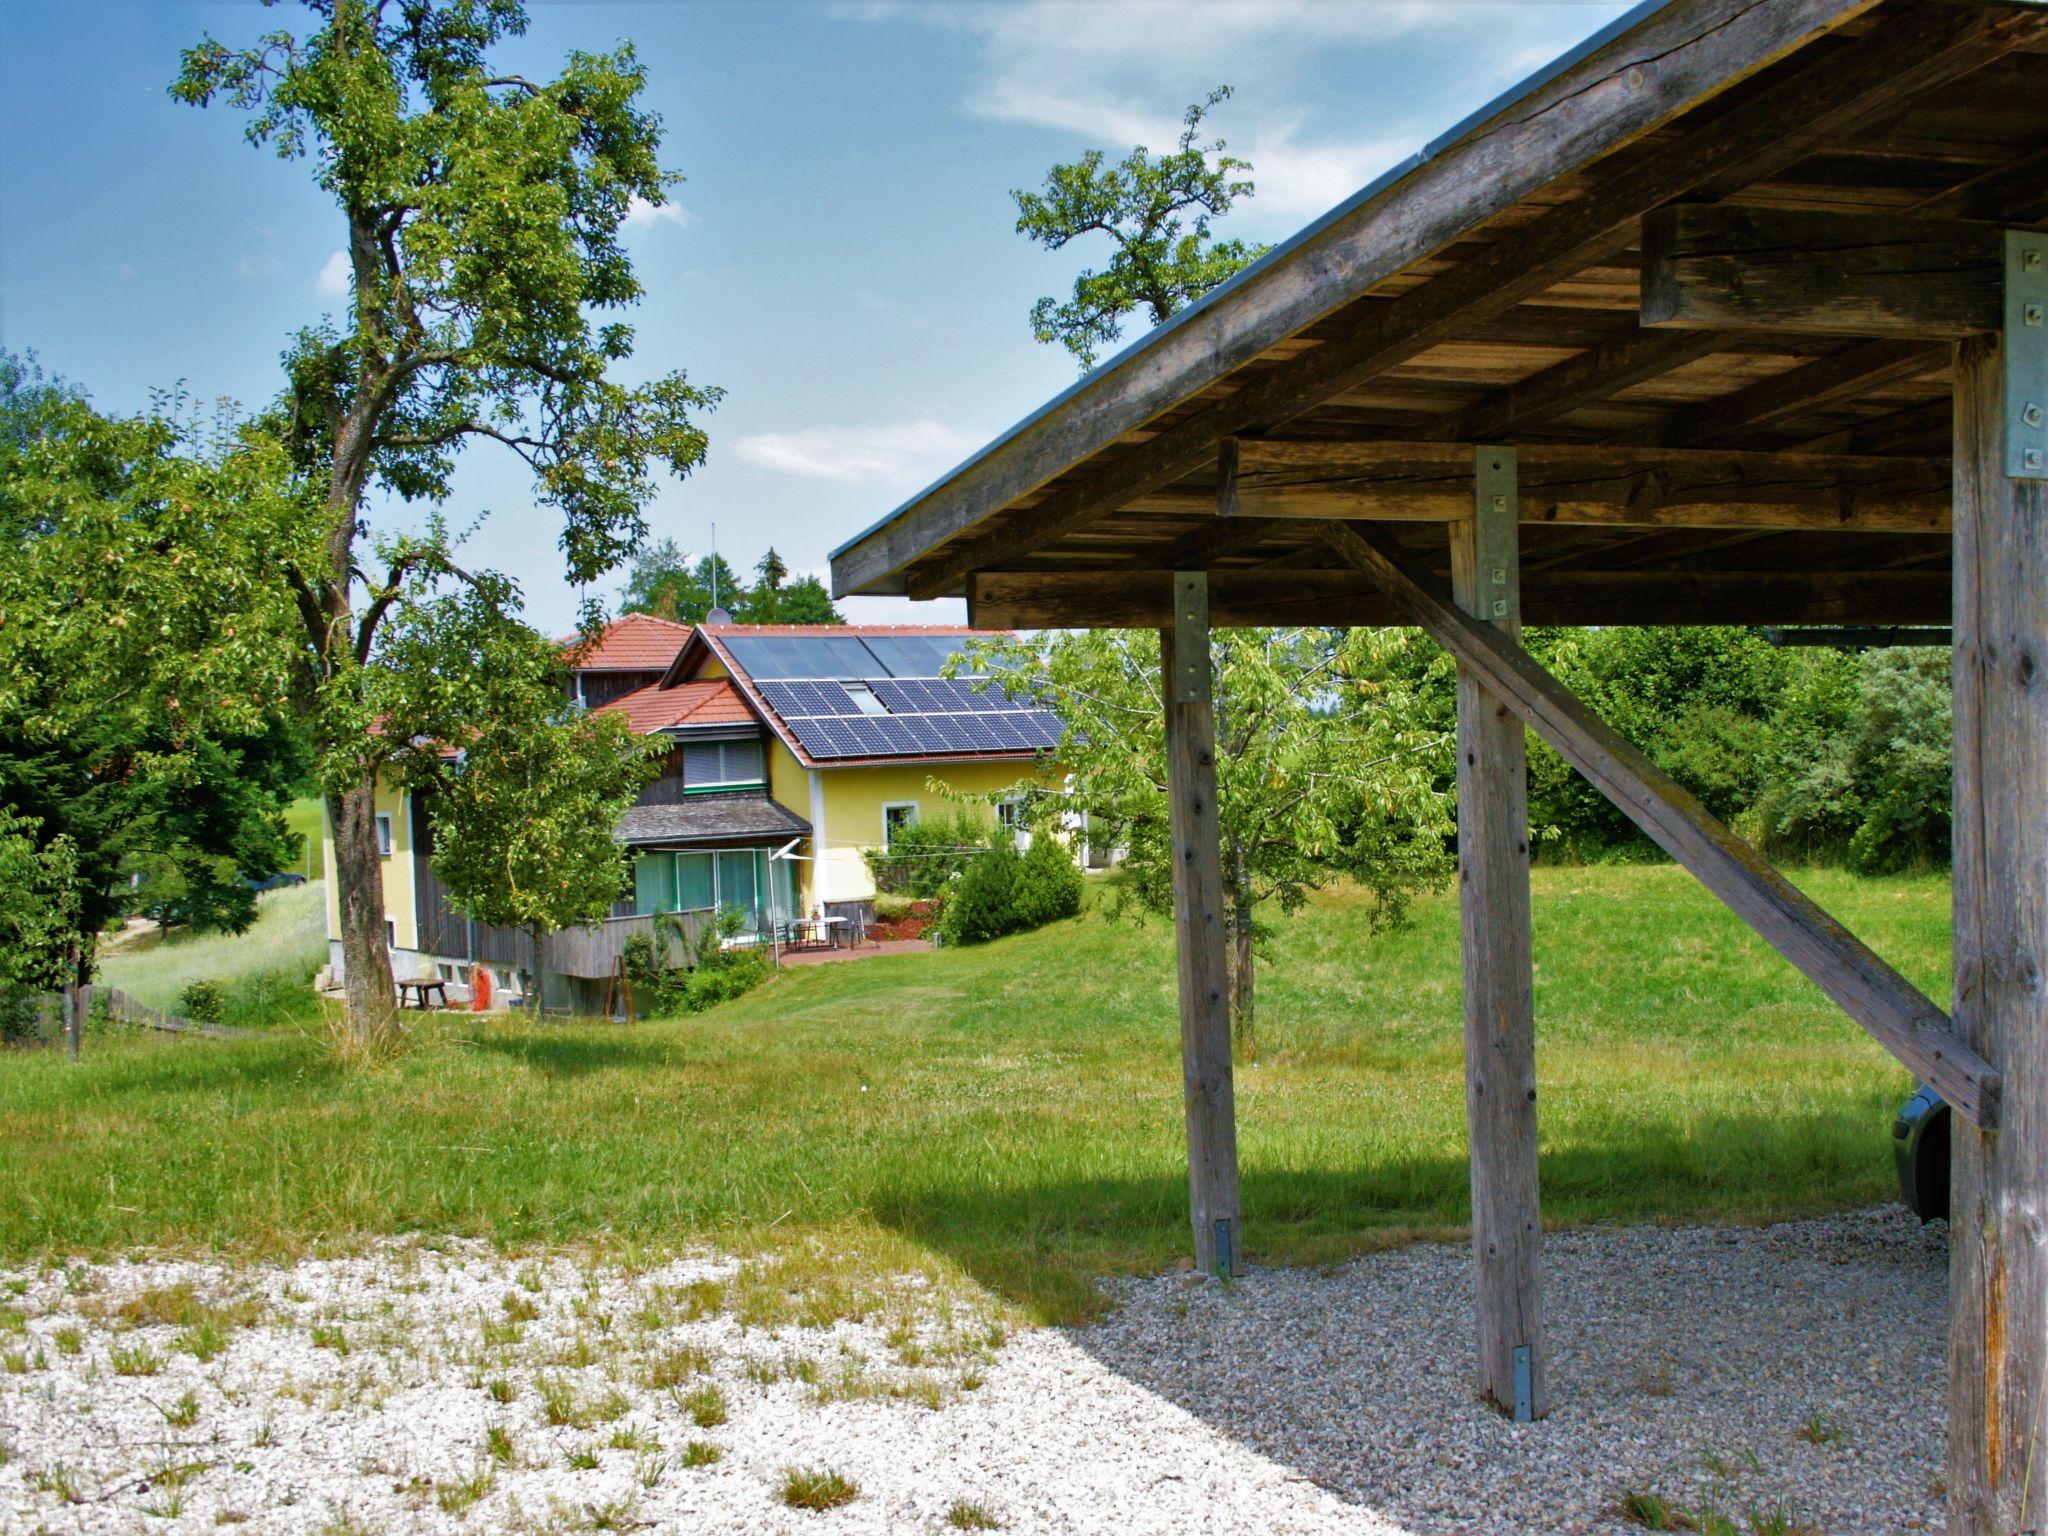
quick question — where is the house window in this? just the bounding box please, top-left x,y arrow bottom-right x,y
682,736 -> 765,790
384,918 -> 397,949
996,797 -> 1029,849
883,802 -> 919,850
375,813 -> 394,858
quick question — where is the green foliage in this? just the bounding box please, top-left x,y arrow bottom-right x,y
862,809 -> 999,899
176,980 -> 226,1025
1012,833 -> 1084,930
626,908 -> 771,1017
619,540 -> 842,625
170,1 -> 718,1037
1014,88 -> 1269,368
0,353 -> 303,997
385,581 -> 662,979
962,627 -> 1455,1046
0,809 -> 78,996
1503,628 -> 1952,872
937,842 -> 1023,947
935,835 -> 1082,947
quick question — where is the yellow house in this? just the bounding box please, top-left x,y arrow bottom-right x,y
321,618 -> 1064,1005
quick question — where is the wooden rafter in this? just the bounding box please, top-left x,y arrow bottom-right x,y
1222,440 -> 1949,531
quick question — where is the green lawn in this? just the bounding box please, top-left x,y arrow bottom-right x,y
0,865 -> 1942,1321
93,880 -> 329,1030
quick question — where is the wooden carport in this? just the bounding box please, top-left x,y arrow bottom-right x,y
829,1 -> 2048,1525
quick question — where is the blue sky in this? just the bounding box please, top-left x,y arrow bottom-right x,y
0,0 -> 1630,633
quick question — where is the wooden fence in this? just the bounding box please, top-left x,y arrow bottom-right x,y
14,986 -> 261,1046
543,910 -> 714,979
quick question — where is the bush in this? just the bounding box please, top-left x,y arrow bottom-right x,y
1012,833 -> 1082,928
939,842 -> 1021,946
862,810 -> 998,899
177,979 -> 225,1024
627,908 -> 772,1018
937,836 -> 1082,947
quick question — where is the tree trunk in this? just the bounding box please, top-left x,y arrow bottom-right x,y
329,780 -> 397,1042
528,921 -> 547,1017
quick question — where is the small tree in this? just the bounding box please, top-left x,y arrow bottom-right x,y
1014,87 -> 1269,369
174,0 -> 718,1044
375,579 -> 661,1014
968,628 -> 1452,1057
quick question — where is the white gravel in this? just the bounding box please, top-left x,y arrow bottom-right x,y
0,1209 -> 1944,1535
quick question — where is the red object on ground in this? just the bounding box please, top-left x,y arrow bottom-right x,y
872,900 -> 938,942
469,964 -> 492,1011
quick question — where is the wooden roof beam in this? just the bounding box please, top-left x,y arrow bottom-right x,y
1221,439 -> 1950,532
886,3 -> 2042,599
965,566 -> 1949,631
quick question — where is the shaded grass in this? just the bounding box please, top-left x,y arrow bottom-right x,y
0,867 -> 1938,1321
94,881 -> 329,1031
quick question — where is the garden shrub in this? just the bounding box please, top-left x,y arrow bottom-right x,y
177,978 -> 225,1024
1012,833 -> 1083,928
624,908 -> 772,1018
937,835 -> 1082,947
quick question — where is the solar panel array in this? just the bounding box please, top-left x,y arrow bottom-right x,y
729,633 -> 1061,761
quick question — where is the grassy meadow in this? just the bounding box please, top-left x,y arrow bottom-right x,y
0,865 -> 1943,1321
94,880 -> 329,1031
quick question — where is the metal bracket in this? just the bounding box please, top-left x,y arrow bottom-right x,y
1473,449 -> 1520,622
2006,229 -> 2048,479
1512,1345 -> 1534,1423
1212,1217 -> 1236,1280
1172,572 -> 1211,704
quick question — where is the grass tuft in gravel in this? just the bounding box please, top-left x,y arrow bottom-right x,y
677,1382 -> 726,1428
434,1464 -> 496,1514
643,1343 -> 710,1388
1620,1490 -> 1683,1529
107,1340 -> 163,1376
780,1466 -> 859,1511
947,1498 -> 1003,1530
1794,1411 -> 1848,1447
680,1440 -> 722,1467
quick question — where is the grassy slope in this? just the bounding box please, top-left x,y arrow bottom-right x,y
0,866 -> 1942,1320
93,881 -> 329,1029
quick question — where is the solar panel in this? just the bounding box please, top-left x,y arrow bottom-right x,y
764,662 -> 1066,761
759,680 -> 862,719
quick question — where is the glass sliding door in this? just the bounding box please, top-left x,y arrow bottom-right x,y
633,853 -> 676,916
716,849 -> 760,927
676,852 -> 715,912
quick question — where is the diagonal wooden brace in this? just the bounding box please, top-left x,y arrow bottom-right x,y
1319,520 -> 2001,1129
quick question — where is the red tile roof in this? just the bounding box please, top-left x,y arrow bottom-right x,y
697,624 -> 994,638
597,678 -> 757,734
560,613 -> 693,671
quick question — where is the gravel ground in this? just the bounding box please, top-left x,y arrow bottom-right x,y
0,1209 -> 1943,1535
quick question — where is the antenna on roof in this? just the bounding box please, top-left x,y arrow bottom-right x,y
705,520 -> 732,627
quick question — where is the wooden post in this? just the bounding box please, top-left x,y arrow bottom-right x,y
1453,448 -> 1545,1421
1948,330 -> 2048,1533
1161,571 -> 1242,1277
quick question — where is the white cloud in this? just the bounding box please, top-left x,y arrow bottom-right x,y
315,250 -> 351,299
623,195 -> 692,231
733,419 -> 982,488
847,1 -> 1630,222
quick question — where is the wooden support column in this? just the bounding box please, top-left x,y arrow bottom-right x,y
1948,329 -> 2048,1534
1453,449 -> 1545,1422
1160,571 -> 1242,1277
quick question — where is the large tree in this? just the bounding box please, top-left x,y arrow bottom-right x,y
174,0 -> 718,1041
1014,87 -> 1270,369
970,627 -> 1453,1057
0,354 -> 306,1053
